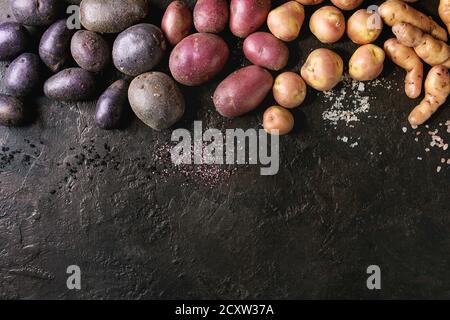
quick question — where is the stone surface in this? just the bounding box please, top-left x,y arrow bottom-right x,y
0,0 -> 449,299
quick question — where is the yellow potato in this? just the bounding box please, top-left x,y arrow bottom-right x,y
273,72 -> 307,109
349,44 -> 385,81
309,6 -> 345,44
300,48 -> 343,91
347,9 -> 383,45
263,106 -> 295,135
267,1 -> 305,42
330,0 -> 363,11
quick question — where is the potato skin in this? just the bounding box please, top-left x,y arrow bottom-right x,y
162,1 -> 193,46
349,44 -> 385,81
80,0 -> 149,34
96,80 -> 129,130
0,94 -> 24,127
330,0 -> 363,11
213,65 -> 273,118
230,0 -> 271,38
309,6 -> 345,44
263,106 -> 294,136
71,30 -> 110,73
301,48 -> 343,91
0,22 -> 28,60
4,53 -> 40,97
169,33 -> 229,86
128,72 -> 185,131
194,0 -> 229,34
39,19 -> 74,72
44,68 -> 96,101
347,9 -> 383,45
268,1 -> 305,42
273,72 -> 307,109
243,32 -> 289,71
113,24 -> 166,77
10,0 -> 60,26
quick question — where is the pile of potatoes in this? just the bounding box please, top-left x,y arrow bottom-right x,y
0,0 -> 449,133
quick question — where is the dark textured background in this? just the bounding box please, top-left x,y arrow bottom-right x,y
0,0 -> 449,300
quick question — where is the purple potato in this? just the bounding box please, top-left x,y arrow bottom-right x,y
39,19 -> 74,72
96,80 -> 129,130
0,22 -> 28,60
113,24 -> 167,77
44,68 -> 96,101
193,0 -> 229,33
10,0 -> 60,26
128,72 -> 185,130
71,30 -> 110,72
0,94 -> 24,126
243,32 -> 289,71
4,53 -> 40,97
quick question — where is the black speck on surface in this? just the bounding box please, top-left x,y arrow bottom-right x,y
0,0 -> 449,300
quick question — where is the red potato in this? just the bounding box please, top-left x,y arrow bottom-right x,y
309,6 -> 345,44
229,0 -> 271,38
213,65 -> 273,118
349,44 -> 385,81
330,0 -> 363,11
263,106 -> 294,136
243,32 -> 289,71
169,33 -> 229,86
194,0 -> 229,33
347,9 -> 383,45
301,48 -> 343,91
296,0 -> 325,4
273,72 -> 307,109
162,1 -> 193,46
267,1 -> 305,42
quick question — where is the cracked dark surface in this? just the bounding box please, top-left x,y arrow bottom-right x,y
0,0 -> 449,299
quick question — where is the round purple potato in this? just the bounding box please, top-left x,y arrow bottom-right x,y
0,94 -> 24,126
214,65 -> 274,118
169,33 -> 229,86
113,24 -> 167,77
44,68 -> 96,101
128,72 -> 185,131
71,30 -> 110,73
0,22 -> 28,60
243,32 -> 289,71
96,80 -> 129,130
10,0 -> 60,26
39,19 -> 74,72
4,53 -> 40,97
162,1 -> 193,46
193,0 -> 229,33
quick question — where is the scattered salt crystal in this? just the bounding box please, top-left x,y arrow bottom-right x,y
402,127 -> 407,133
417,157 -> 423,160
342,136 -> 349,143
437,166 -> 442,173
350,142 -> 359,148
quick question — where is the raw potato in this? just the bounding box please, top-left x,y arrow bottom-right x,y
267,1 -> 305,42
301,48 -> 343,91
113,24 -> 166,77
4,53 -> 40,97
295,0 -> 324,4
347,9 -> 383,45
44,68 -> 96,101
0,94 -> 24,127
128,72 -> 185,131
384,38 -> 423,99
409,66 -> 450,126
229,0 -> 271,38
349,44 -> 385,81
39,19 -> 74,72
194,0 -> 229,34
80,0 -> 149,34
393,23 -> 450,68
273,72 -> 307,109
71,30 -> 110,73
243,32 -> 289,71
11,0 -> 60,26
213,65 -> 273,118
330,0 -> 363,11
439,0 -> 450,34
379,0 -> 448,42
169,33 -> 229,86
263,106 -> 294,136
0,22 -> 29,60
162,1 -> 193,46
309,6 -> 345,44
96,80 -> 129,130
